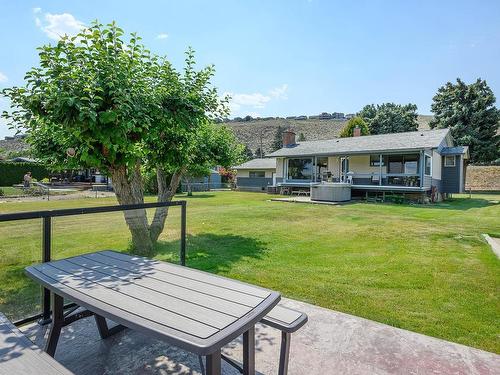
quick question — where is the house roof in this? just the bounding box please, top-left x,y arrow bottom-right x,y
234,158 -> 277,170
440,146 -> 468,155
266,129 -> 451,157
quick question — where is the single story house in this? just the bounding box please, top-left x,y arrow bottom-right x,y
266,128 -> 469,199
234,158 -> 277,191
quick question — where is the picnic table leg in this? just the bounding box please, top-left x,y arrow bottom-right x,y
205,350 -> 221,375
243,326 -> 255,375
94,314 -> 126,339
278,331 -> 291,375
45,293 -> 64,357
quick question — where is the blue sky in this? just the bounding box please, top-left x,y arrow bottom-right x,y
1,0 -> 499,138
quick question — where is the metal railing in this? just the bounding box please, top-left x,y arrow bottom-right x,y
0,200 -> 187,326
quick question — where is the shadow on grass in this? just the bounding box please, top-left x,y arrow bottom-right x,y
400,197 -> 498,211
175,193 -> 216,199
153,233 -> 268,274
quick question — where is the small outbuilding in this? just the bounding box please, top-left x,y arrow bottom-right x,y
234,158 -> 277,191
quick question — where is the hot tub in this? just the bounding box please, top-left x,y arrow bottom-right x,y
311,182 -> 351,202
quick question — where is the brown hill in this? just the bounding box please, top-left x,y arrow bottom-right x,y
226,115 -> 434,155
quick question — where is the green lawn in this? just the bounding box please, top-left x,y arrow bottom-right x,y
0,186 -> 24,196
0,191 -> 499,353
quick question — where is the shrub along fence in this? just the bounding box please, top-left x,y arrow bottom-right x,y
0,162 -> 50,186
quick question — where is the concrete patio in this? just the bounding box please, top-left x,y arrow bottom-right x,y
20,297 -> 499,375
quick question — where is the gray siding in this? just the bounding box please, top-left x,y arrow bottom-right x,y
441,155 -> 461,193
423,175 -> 432,188
431,178 -> 442,192
237,177 -> 273,191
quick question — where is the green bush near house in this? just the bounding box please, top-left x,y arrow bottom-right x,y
0,162 -> 50,186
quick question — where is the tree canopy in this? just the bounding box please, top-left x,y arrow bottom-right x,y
2,21 -> 241,254
430,78 -> 499,164
358,103 -> 418,134
339,116 -> 370,137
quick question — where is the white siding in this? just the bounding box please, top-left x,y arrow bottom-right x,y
432,150 -> 441,180
328,157 -> 340,178
348,155 -> 384,173
276,158 -> 284,178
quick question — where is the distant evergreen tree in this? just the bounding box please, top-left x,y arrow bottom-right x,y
297,132 -> 306,141
271,125 -> 284,151
243,144 -> 254,160
255,147 -> 265,158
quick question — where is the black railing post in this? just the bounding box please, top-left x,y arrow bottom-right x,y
41,216 -> 52,324
180,201 -> 187,266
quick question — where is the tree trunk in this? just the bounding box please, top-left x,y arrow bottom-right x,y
149,167 -> 183,242
110,163 -> 154,255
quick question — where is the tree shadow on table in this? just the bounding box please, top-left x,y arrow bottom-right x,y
152,233 -> 268,274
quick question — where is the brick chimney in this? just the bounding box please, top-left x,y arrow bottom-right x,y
353,126 -> 361,137
282,128 -> 296,147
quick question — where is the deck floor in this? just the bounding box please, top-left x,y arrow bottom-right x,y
19,297 -> 499,374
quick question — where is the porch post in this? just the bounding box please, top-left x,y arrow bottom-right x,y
313,156 -> 316,182
419,151 -> 424,187
379,154 -> 383,186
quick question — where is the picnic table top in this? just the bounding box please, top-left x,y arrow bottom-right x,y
25,250 -> 280,355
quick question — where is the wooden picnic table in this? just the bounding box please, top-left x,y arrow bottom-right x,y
25,250 -> 281,375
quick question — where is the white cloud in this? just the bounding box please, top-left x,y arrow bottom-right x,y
35,11 -> 85,40
226,92 -> 271,109
156,33 -> 168,40
0,72 -> 7,83
270,84 -> 288,99
224,84 -> 288,116
33,7 -> 42,14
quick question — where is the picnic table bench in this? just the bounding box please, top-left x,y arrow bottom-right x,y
0,313 -> 73,374
25,250 -> 281,375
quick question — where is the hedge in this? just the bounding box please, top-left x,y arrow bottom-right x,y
0,162 -> 50,186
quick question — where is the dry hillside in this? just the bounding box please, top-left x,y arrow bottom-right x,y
226,115 -> 434,155
0,138 -> 30,159
466,166 -> 500,191
0,115 -> 434,159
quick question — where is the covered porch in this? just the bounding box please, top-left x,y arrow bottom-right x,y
277,151 -> 433,192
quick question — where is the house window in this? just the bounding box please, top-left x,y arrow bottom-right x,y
249,170 -> 265,178
287,158 -> 313,180
370,155 -> 385,166
444,155 -> 456,167
424,155 -> 432,175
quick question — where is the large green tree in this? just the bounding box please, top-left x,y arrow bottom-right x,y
430,78 -> 499,163
339,116 -> 370,137
358,103 -> 418,134
2,22 -> 240,254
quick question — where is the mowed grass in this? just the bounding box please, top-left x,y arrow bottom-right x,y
0,191 -> 498,352
0,186 -> 24,196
